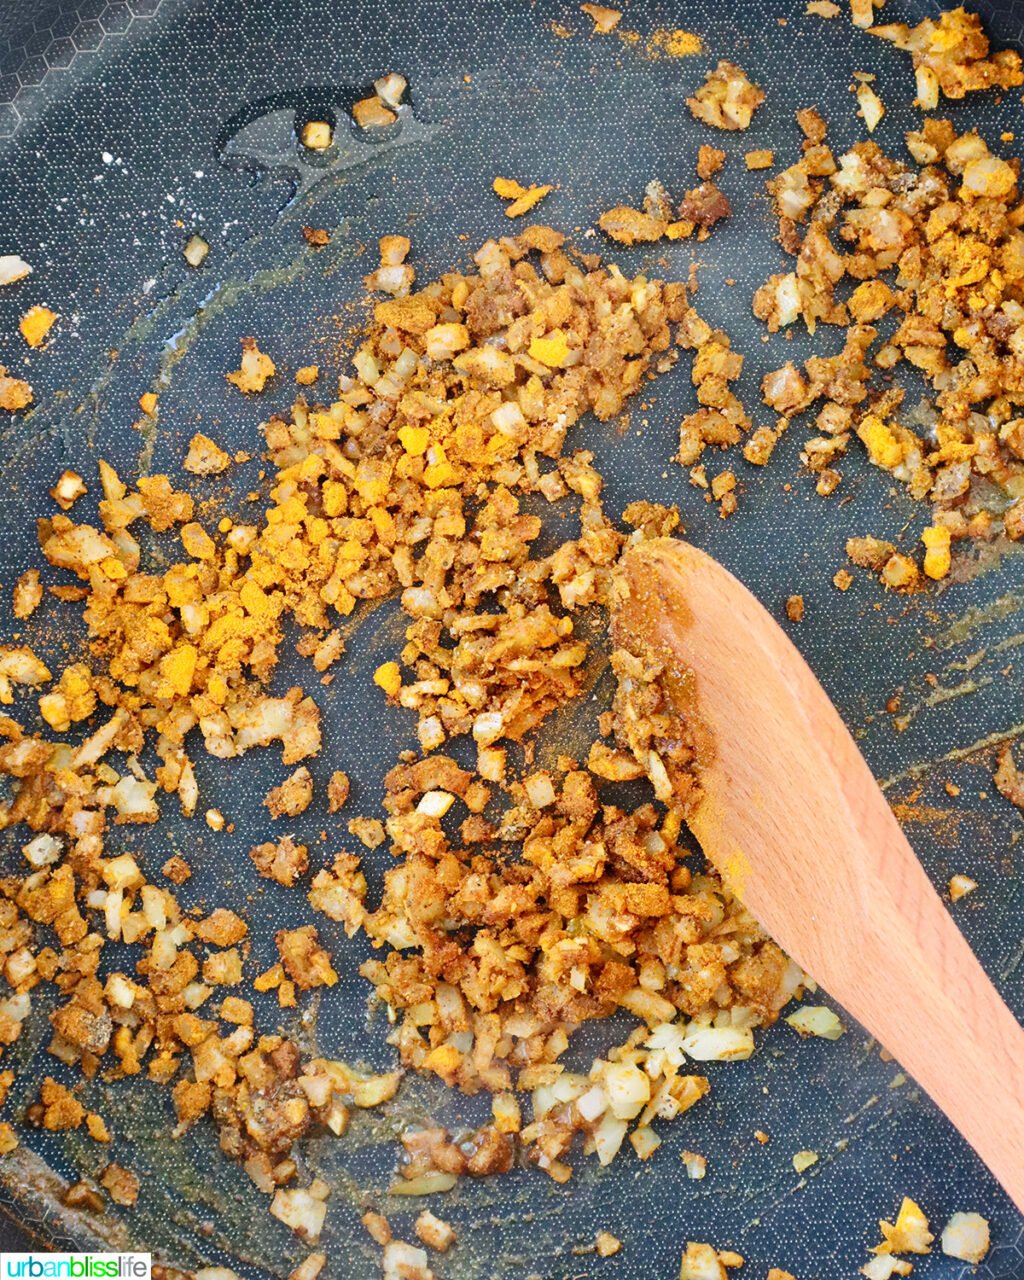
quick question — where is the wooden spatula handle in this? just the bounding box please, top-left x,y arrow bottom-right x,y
618,540 -> 1024,1213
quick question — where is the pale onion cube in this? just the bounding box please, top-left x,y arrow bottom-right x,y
417,715 -> 445,752
389,1172 -> 458,1196
383,1241 -> 433,1280
492,1091 -> 521,1132
0,255 -> 31,287
948,873 -> 977,902
184,234 -> 209,267
300,121 -> 333,151
679,1242 -> 728,1280
491,400 -> 527,436
680,1024 -> 754,1061
288,1256 -> 326,1280
860,1258 -> 913,1279
424,323 -> 470,361
592,1113 -> 628,1165
602,1061 -> 651,1119
353,349 -> 380,384
270,1185 -> 329,1244
532,1083 -> 557,1120
914,65 -> 940,111
374,73 -> 408,109
524,771 -> 556,808
22,833 -> 61,866
477,746 -> 506,781
104,888 -> 124,940
416,790 -> 454,818
629,1125 -> 661,1160
940,1212 -> 989,1263
575,1084 -> 608,1122
647,749 -> 673,801
784,1004 -> 845,1040
682,1150 -> 707,1179
856,83 -> 885,133
140,884 -> 167,929
551,1072 -> 589,1104
473,711 -> 504,745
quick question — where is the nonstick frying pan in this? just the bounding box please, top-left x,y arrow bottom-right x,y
0,0 -> 1023,1275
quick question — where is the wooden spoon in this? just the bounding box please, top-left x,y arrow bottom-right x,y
614,537 -> 1024,1214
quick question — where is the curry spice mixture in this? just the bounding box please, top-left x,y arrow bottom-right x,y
0,225 -> 805,1236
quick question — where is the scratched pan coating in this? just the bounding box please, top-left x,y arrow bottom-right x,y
0,0 -> 1023,1275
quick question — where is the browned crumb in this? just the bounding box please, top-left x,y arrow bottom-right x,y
12,569 -> 42,620
745,149 -> 775,170
226,337 -> 276,393
193,907 -> 248,946
697,144 -> 726,179
264,766 -> 314,818
295,365 -> 320,385
597,205 -> 668,244
846,536 -> 897,571
347,816 -> 386,849
162,854 -> 192,884
100,1163 -> 139,1206
678,181 -> 732,234
327,770 -> 351,812
276,926 -> 338,988
362,1211 -> 392,1245
833,569 -> 854,592
785,595 -> 805,622
352,96 -> 397,129
596,1232 -> 622,1258
948,873 -> 977,902
415,1210 -> 457,1252
19,306 -> 57,348
816,468 -> 841,496
711,470 -> 737,517
795,106 -> 827,144
36,1078 -> 86,1131
492,178 -> 555,219
881,554 -> 919,592
287,1255 -> 327,1280
219,996 -> 254,1025
302,226 -> 331,247
62,1182 -> 102,1211
687,61 -> 765,130
183,432 -> 232,475
680,1243 -> 745,1278
742,426 -> 779,466
580,3 -> 622,33
250,835 -> 310,887
0,367 -> 32,412
995,744 -> 1024,809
